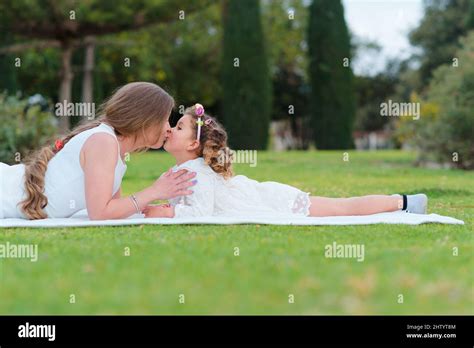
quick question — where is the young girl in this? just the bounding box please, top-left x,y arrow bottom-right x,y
0,82 -> 196,220
143,104 -> 428,218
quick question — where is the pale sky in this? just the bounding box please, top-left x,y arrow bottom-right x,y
342,0 -> 424,75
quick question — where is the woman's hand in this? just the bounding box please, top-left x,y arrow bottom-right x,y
143,203 -> 175,218
150,168 -> 196,201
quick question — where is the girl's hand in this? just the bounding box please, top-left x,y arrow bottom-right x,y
150,168 -> 196,201
143,203 -> 175,218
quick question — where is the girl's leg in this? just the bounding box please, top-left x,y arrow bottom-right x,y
309,195 -> 402,217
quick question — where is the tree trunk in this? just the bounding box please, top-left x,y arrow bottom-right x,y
58,43 -> 74,133
81,36 -> 95,105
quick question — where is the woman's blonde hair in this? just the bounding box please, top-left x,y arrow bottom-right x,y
20,82 -> 175,219
185,105 -> 233,179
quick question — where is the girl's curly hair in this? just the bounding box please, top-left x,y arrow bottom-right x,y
185,105 -> 233,179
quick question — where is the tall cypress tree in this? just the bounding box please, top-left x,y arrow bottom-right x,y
468,0 -> 474,28
221,0 -> 272,150
0,51 -> 17,95
0,11 -> 18,94
308,0 -> 355,149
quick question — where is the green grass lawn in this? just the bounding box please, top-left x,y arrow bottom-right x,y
0,150 -> 472,314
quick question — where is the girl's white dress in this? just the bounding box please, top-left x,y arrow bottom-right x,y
168,157 -> 312,218
0,123 -> 126,219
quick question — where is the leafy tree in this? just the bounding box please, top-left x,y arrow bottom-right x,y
262,0 -> 311,149
262,0 -> 309,76
89,2 -> 222,125
0,0 -> 211,132
271,66 -> 311,149
353,54 -> 410,133
398,33 -> 474,169
409,0 -> 472,86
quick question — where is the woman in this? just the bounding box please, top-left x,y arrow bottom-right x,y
0,82 -> 196,220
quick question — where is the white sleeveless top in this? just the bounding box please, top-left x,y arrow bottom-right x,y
0,122 -> 127,219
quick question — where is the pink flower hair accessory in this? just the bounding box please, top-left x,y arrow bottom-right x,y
195,103 -> 204,116
195,103 -> 205,140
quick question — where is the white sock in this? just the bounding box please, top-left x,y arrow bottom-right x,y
406,194 -> 428,214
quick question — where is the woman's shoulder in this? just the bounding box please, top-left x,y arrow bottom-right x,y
65,123 -> 115,151
82,132 -> 119,157
79,126 -> 123,169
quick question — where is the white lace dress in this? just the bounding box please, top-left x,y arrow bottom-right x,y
168,157 -> 312,218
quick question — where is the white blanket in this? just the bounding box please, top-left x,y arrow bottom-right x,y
0,209 -> 465,228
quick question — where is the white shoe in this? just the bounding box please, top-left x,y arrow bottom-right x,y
405,194 -> 428,214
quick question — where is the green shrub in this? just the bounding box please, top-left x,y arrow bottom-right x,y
409,32 -> 474,169
0,93 -> 57,164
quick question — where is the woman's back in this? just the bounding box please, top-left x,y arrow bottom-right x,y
0,122 -> 126,219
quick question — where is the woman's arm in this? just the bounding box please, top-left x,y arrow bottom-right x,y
112,188 -> 121,199
82,134 -> 196,220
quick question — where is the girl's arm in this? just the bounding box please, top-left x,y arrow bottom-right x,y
143,203 -> 175,218
82,134 -> 196,220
